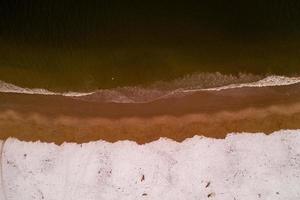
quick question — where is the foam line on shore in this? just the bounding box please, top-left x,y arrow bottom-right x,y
184,75 -> 300,92
1,75 -> 300,103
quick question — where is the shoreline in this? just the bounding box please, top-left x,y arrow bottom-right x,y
0,83 -> 300,144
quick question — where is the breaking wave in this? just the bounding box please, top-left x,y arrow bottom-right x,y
1,73 -> 300,103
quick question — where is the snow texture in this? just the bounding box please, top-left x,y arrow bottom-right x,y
1,129 -> 300,200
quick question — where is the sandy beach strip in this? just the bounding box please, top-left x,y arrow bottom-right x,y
0,83 -> 300,144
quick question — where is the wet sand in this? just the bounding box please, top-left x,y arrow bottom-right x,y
0,83 -> 300,144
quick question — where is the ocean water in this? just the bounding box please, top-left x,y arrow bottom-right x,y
1,1 -> 300,91
1,129 -> 300,200
1,35 -> 300,92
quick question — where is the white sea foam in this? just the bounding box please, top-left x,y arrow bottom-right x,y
0,80 -> 93,97
0,75 -> 299,102
1,129 -> 300,199
184,75 -> 300,92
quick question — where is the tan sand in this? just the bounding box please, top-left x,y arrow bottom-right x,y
0,84 -> 300,144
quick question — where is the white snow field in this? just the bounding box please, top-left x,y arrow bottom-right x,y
1,129 -> 300,200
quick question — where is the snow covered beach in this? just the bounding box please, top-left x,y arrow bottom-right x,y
0,75 -> 300,199
0,129 -> 300,200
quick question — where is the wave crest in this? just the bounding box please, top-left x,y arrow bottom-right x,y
1,73 -> 300,103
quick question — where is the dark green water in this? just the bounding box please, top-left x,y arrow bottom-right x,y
0,36 -> 300,91
0,1 -> 300,91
